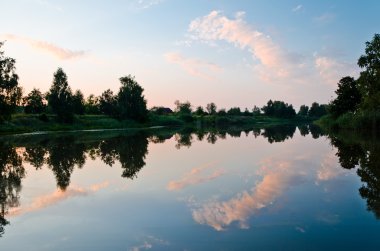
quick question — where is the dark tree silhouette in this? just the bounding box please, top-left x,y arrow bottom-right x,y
262,100 -> 296,118
0,42 -> 22,123
206,102 -> 217,115
117,75 -> 148,121
308,102 -> 327,118
23,88 -> 46,114
99,89 -> 117,117
72,90 -> 85,115
298,105 -> 309,117
85,94 -> 100,114
47,68 -> 74,123
329,76 -> 361,118
357,34 -> 380,111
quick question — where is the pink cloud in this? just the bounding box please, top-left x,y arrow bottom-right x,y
167,162 -> 225,191
164,52 -> 222,80
192,160 -> 306,231
3,34 -> 87,60
8,181 -> 109,217
314,56 -> 359,85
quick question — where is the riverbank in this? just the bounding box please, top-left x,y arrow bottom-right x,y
0,113 -> 312,135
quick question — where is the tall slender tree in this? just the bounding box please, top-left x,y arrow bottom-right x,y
47,68 -> 74,123
0,42 -> 22,122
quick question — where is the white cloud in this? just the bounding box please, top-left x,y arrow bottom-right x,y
164,52 -> 222,80
292,5 -> 303,12
2,34 -> 87,60
135,0 -> 164,10
314,55 -> 359,85
188,11 -> 304,82
314,13 -> 335,24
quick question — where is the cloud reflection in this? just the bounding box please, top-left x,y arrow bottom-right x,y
192,160 -> 307,231
167,162 -> 225,191
8,181 -> 109,217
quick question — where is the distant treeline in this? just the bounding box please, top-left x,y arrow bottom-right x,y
318,34 -> 380,131
1,41 -> 327,125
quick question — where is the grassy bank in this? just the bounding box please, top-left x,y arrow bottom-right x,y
0,113 -> 312,135
316,111 -> 380,132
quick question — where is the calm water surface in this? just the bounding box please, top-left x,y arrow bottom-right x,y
0,125 -> 379,250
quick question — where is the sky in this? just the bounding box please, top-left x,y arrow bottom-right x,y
1,0 -> 379,110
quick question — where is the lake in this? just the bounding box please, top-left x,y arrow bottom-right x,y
1,125 -> 380,250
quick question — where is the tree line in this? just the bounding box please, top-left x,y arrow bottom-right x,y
1,41 -> 327,125
323,34 -> 380,130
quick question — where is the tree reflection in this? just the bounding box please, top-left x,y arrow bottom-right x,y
330,133 -> 380,218
46,136 -> 87,190
0,142 -> 25,237
0,124 -> 327,237
261,125 -> 296,143
99,132 -> 149,179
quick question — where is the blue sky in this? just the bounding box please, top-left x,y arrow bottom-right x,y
1,0 -> 379,109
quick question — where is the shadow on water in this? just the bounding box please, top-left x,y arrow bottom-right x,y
0,123 -> 347,237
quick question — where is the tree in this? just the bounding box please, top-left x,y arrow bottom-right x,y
174,100 -> 192,114
0,42 -> 22,122
194,106 -> 206,116
227,107 -> 241,116
47,68 -> 74,123
329,76 -> 361,117
262,100 -> 296,118
357,34 -> 380,111
72,90 -> 85,115
23,88 -> 46,114
308,102 -> 327,118
206,102 -> 217,115
252,106 -> 261,116
117,75 -> 147,121
298,105 -> 309,117
99,89 -> 117,117
85,94 -> 100,114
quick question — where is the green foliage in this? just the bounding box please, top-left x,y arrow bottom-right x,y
72,90 -> 85,115
194,106 -> 206,116
0,42 -> 22,123
308,102 -> 327,118
298,105 -> 309,117
174,100 -> 192,114
329,76 -> 361,118
262,100 -> 296,118
217,108 -> 227,116
23,88 -> 46,114
99,89 -> 117,117
227,107 -> 241,116
47,68 -> 74,123
357,34 -> 380,111
85,94 -> 100,114
117,75 -> 148,121
252,106 -> 261,116
150,106 -> 173,115
243,108 -> 251,116
206,102 -> 217,115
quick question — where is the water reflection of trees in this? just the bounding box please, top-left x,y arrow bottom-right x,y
330,133 -> 380,219
0,124 -> 323,236
0,142 -> 25,237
